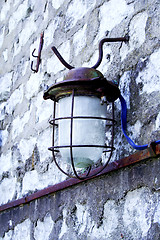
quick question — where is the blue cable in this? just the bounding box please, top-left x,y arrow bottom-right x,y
119,94 -> 160,150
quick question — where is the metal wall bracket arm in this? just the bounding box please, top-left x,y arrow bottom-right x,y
91,35 -> 129,69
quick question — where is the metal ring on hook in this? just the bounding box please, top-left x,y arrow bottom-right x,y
92,36 -> 129,69
51,46 -> 74,70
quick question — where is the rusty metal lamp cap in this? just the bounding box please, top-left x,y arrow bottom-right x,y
43,67 -> 120,102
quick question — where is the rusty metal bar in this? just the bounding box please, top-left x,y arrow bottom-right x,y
0,143 -> 159,212
31,32 -> 44,73
51,46 -> 74,70
51,100 -> 72,178
69,89 -> 80,179
92,36 -> 129,69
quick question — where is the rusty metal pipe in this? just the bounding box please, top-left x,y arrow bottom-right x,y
51,46 -> 74,70
92,36 -> 129,69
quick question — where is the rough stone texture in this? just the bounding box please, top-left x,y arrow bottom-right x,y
0,157 -> 160,239
0,0 -> 160,239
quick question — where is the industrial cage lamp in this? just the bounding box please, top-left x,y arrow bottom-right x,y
43,37 -> 126,179
42,36 -> 160,180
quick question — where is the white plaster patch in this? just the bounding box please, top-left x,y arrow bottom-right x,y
0,72 -> 13,100
35,92 -> 52,123
126,120 -> 142,145
36,128 -> 52,163
47,54 -> 63,73
65,0 -> 96,29
13,0 -> 22,8
0,229 -> 13,240
0,1 -> 10,21
153,201 -> 160,224
129,120 -> 142,138
1,129 -> 9,147
90,200 -> 118,239
14,14 -> 37,55
22,60 -> 29,76
22,170 -> 41,195
119,72 -> 131,109
116,71 -> 131,111
0,152 -> 12,178
19,14 -> 37,46
8,1 -> 28,33
38,162 -> 67,189
18,137 -> 37,163
12,107 -> 32,139
75,204 -> 92,235
44,20 -> 59,48
98,0 -> 134,39
130,12 -> 148,48
73,24 -> 87,56
123,187 -> 153,238
0,102 -> 6,121
59,209 -> 69,239
0,26 -> 5,49
25,72 -> 43,99
3,49 -> 8,62
120,12 -> 148,60
34,214 -> 54,240
136,48 -> 160,94
22,163 -> 65,196
6,84 -> 24,115
155,112 -> 160,130
12,219 -> 31,240
0,177 -> 16,205
52,0 -> 65,9
15,181 -> 22,200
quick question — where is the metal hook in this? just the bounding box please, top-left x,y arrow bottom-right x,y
32,48 -> 38,58
31,32 -> 44,73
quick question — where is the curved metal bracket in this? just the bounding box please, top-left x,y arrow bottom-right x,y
92,35 -> 129,69
51,46 -> 74,70
51,35 -> 129,70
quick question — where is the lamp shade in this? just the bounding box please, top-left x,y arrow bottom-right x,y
58,95 -> 107,168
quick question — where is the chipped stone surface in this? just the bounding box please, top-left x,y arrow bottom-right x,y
0,0 -> 160,239
1,157 -> 160,239
0,177 -> 16,205
120,11 -> 148,60
0,219 -> 31,240
98,0 -> 134,37
136,48 -> 160,94
34,213 -> 54,240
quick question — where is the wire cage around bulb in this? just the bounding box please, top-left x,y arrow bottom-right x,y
43,67 -> 120,179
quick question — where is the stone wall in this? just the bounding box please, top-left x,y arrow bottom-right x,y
0,0 -> 160,239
